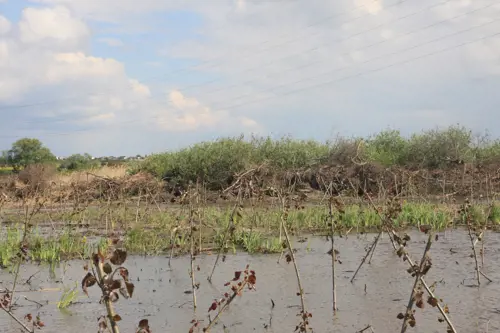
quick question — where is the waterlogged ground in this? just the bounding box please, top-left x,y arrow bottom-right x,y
1,230 -> 499,333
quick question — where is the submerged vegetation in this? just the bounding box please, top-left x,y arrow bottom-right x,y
0,201 -> 499,265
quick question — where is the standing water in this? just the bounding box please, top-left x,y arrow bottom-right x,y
0,230 -> 499,332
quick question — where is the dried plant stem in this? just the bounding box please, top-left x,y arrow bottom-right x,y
189,197 -> 197,309
95,262 -> 120,333
466,221 -> 481,286
405,253 -> 457,333
11,200 -> 43,310
481,237 -> 485,268
364,196 -> 457,333
208,199 -> 239,283
400,234 -> 433,333
368,237 -> 378,264
328,199 -> 337,315
0,304 -> 33,333
204,280 -> 248,332
357,325 -> 375,333
351,231 -> 382,283
168,227 -> 177,267
280,197 -> 309,329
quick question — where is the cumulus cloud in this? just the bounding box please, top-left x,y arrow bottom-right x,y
19,6 -> 89,44
1,0 -> 500,156
0,15 -> 11,35
156,90 -> 259,132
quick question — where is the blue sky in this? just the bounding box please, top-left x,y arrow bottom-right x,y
0,0 -> 500,157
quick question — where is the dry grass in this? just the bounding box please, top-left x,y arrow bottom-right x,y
53,165 -> 128,185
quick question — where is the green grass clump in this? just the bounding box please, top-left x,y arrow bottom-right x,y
0,227 -> 107,267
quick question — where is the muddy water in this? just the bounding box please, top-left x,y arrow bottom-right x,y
1,230 -> 499,333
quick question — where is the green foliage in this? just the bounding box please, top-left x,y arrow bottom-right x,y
132,125 -> 500,187
57,282 -> 79,309
134,136 -> 331,189
5,138 -> 56,170
0,151 -> 7,166
58,153 -> 101,171
405,125 -> 475,168
365,129 -> 409,166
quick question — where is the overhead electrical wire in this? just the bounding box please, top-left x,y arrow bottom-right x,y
0,0 -> 406,112
8,0 -> 481,127
2,15 -> 499,139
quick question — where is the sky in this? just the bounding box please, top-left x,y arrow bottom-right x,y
0,0 -> 499,157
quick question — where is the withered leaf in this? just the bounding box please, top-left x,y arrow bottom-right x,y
397,313 -> 405,320
109,280 -> 122,291
103,263 -> 113,274
137,319 -> 151,333
112,314 -> 122,322
427,296 -> 438,307
232,271 -> 242,281
82,272 -> 97,296
119,268 -> 129,281
208,301 -> 217,312
24,313 -> 32,322
125,282 -> 135,298
248,273 -> 256,286
110,249 -> 127,265
138,319 -> 149,328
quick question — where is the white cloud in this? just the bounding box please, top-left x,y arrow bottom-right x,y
0,15 -> 11,35
156,90 -> 259,132
98,37 -> 124,47
1,0 -> 500,156
356,0 -> 382,15
46,52 -> 124,83
19,6 -> 89,44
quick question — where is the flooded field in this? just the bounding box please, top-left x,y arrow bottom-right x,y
1,229 -> 499,333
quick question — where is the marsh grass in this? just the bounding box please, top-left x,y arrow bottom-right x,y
1,201 -> 498,262
0,226 -> 108,267
57,282 -> 79,309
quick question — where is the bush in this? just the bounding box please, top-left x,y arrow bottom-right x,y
134,125 -> 500,187
135,136 -> 331,190
58,153 -> 101,171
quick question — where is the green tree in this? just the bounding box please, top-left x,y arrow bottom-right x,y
6,138 -> 56,170
59,153 -> 100,171
0,151 -> 7,166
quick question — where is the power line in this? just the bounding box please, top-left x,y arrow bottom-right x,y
8,0 -> 476,127
0,0 -> 406,112
169,0 -> 465,96
2,20 -> 499,139
207,0 -> 499,107
216,21 -> 500,111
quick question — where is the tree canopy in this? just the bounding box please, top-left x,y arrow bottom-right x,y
59,153 -> 100,171
6,138 -> 56,170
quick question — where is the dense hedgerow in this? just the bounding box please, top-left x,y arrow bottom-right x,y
130,125 -> 500,189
